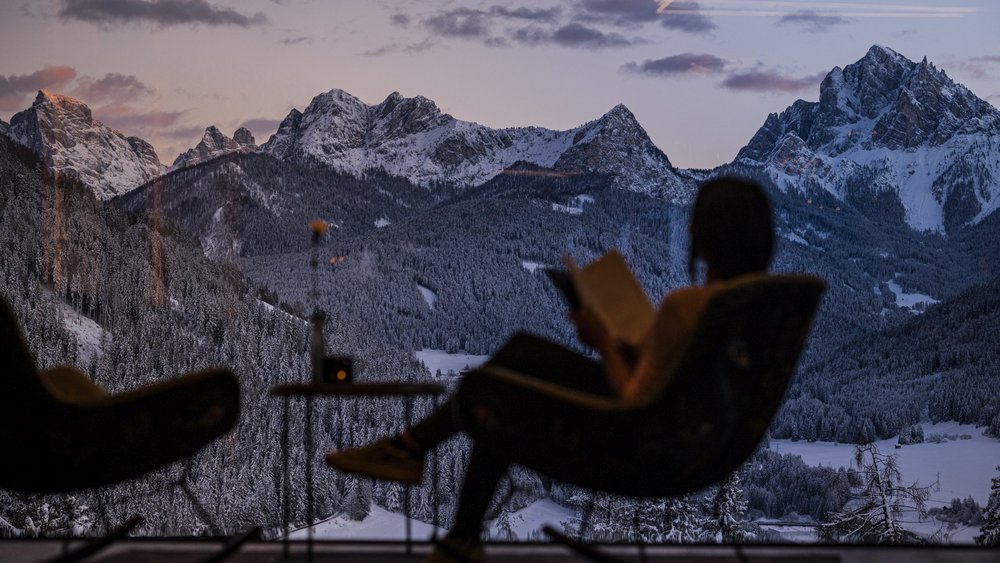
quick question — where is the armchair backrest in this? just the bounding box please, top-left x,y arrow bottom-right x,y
641,274 -> 825,491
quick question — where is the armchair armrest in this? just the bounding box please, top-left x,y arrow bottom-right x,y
39,366 -> 107,403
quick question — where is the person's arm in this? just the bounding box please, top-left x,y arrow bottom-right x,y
620,286 -> 714,401
570,305 -> 640,396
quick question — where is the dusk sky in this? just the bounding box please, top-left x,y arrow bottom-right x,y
2,0 -> 998,169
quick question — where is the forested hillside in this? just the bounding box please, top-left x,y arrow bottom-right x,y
0,137 -> 457,537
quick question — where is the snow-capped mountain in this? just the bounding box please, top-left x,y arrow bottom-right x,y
3,91 -> 163,199
172,126 -> 256,169
262,89 -> 690,200
737,45 -> 1000,233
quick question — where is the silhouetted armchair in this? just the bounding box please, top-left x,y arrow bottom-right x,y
456,273 -> 824,499
0,296 -> 239,494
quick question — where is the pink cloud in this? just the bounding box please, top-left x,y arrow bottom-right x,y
72,73 -> 154,103
0,65 -> 78,110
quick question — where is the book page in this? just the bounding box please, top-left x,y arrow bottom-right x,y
569,250 -> 655,350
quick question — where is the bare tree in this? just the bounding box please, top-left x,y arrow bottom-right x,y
819,443 -> 930,544
976,466 -> 1000,546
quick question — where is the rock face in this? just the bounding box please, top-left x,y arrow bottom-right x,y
233,127 -> 255,146
172,126 -> 257,169
261,89 -> 689,200
4,91 -> 163,199
737,45 -> 1000,233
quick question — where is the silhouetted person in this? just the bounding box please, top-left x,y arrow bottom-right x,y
326,177 -> 775,563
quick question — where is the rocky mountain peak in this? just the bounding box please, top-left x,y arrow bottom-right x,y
4,90 -> 162,199
602,103 -> 634,121
35,90 -> 94,122
736,45 -> 1000,233
172,125 -> 254,169
233,127 -> 255,146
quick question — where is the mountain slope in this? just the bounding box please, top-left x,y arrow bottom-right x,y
3,91 -> 163,199
737,45 -> 1000,233
261,89 -> 692,200
775,270 -> 1000,443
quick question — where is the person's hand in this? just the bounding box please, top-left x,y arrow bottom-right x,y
570,305 -> 603,349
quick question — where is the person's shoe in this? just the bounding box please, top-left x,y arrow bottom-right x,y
423,535 -> 485,563
324,438 -> 424,485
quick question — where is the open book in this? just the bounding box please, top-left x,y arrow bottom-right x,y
547,250 -> 655,351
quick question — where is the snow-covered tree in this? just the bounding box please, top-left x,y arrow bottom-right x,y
976,466 -> 1000,546
819,443 -> 930,544
343,479 -> 372,521
493,508 -> 516,541
706,472 -> 755,543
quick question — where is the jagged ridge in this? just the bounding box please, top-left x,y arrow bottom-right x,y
261,89 -> 691,201
172,126 -> 256,169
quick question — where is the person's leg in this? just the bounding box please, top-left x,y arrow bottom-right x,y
398,396 -> 459,452
447,441 -> 509,542
326,396 -> 463,485
486,332 -> 613,396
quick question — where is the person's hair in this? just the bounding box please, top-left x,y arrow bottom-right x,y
688,177 -> 774,281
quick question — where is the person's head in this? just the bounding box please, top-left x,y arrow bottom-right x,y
688,177 -> 774,282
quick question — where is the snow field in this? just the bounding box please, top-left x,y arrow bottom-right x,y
58,302 -> 108,362
290,499 -> 576,542
885,279 -> 938,313
414,349 -> 489,377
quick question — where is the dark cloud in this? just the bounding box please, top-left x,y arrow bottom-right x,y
59,0 -> 267,28
389,13 -> 410,27
621,53 -> 727,76
71,73 -> 153,103
658,1 -> 715,34
422,5 -> 568,46
281,36 -> 311,46
488,5 -> 561,22
0,65 -> 78,110
239,118 -> 281,138
574,0 -> 658,26
423,8 -> 491,39
362,38 -> 437,57
550,22 -> 633,48
721,69 -> 826,94
777,10 -> 852,33
513,23 -> 634,48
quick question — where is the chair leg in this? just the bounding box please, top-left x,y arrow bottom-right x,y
542,525 -> 628,563
44,515 -> 143,563
579,495 -> 596,539
177,459 -> 224,536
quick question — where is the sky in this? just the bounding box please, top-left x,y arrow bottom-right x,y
1,0 -> 999,169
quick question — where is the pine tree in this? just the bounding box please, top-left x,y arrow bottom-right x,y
708,472 -> 755,543
819,443 -> 930,544
493,508 -> 516,541
343,479 -> 372,522
976,466 -> 1000,546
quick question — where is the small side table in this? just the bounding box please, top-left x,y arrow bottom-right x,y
271,382 -> 446,561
